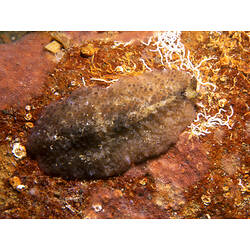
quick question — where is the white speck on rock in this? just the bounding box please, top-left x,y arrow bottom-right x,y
16,184 -> 26,191
25,105 -> 31,111
92,203 -> 103,212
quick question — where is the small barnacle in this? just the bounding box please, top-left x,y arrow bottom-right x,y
25,105 -> 31,111
201,194 -> 211,205
139,178 -> 148,186
9,176 -> 26,192
25,113 -> 32,121
12,143 -> 27,159
92,203 -> 103,212
218,98 -> 228,108
25,122 -> 34,129
16,184 -> 26,192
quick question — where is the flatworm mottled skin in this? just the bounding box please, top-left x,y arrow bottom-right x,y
27,69 -> 197,179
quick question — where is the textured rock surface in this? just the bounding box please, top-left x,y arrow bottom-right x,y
27,70 -> 197,179
0,32 -> 55,110
148,132 -> 210,210
49,31 -> 154,48
1,31 -> 248,219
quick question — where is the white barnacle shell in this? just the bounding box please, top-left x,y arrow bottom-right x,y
12,143 -> 27,159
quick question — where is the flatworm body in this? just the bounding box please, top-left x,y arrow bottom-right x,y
27,69 -> 197,179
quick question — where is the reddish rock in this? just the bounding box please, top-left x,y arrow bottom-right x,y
0,31 -> 153,111
149,132 -> 210,189
0,32 -> 56,110
84,185 -> 170,219
2,31 -> 247,218
81,132 -> 211,217
148,132 -> 211,210
50,31 -> 154,48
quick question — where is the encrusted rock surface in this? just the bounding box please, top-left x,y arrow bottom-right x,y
0,31 -> 248,219
148,132 -> 210,210
49,31 -> 154,48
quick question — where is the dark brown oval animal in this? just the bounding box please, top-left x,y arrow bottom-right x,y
27,69 -> 197,179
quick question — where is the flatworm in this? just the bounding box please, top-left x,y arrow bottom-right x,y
27,69 -> 197,179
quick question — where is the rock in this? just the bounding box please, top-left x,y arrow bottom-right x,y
148,132 -> 210,210
0,32 -> 56,110
50,31 -> 154,48
44,40 -> 62,54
